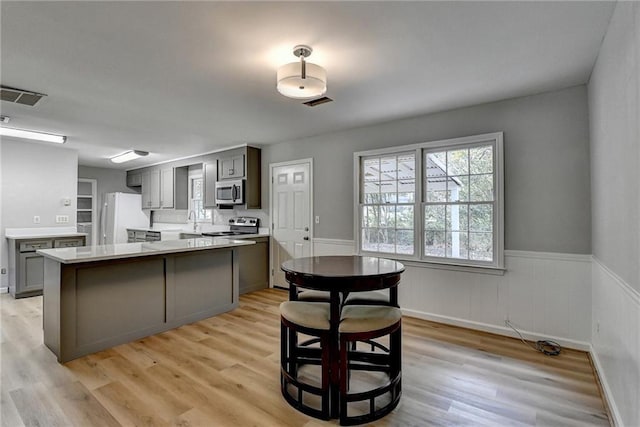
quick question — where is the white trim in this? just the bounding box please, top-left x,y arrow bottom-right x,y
269,158 -> 314,289
505,250 -> 592,263
402,308 -> 591,351
0,287 -> 8,294
593,255 -> 640,305
353,132 -> 504,271
312,238 -> 353,247
589,344 -> 623,427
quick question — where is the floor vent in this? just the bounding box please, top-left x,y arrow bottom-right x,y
1,86 -> 47,106
303,96 -> 333,107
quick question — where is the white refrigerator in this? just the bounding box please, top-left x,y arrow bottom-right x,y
100,192 -> 149,244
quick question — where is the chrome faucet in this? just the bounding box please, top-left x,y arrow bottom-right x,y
188,210 -> 197,232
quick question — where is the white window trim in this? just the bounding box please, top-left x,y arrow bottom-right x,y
354,132 -> 504,272
187,170 -> 211,223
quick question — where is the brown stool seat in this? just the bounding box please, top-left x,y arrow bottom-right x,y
296,290 -> 332,303
280,301 -> 330,330
343,290 -> 390,306
340,305 -> 402,333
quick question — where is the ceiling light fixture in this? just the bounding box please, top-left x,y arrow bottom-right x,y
277,45 -> 327,99
110,150 -> 149,164
0,126 -> 66,144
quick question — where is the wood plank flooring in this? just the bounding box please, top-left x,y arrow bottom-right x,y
1,289 -> 610,426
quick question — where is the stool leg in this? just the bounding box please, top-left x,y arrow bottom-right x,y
339,334 -> 349,425
321,334 -> 330,419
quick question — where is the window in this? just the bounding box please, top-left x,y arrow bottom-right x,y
189,176 -> 211,221
361,153 -> 416,255
356,133 -> 504,270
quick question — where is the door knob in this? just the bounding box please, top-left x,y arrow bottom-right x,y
303,236 -> 309,241
304,227 -> 309,231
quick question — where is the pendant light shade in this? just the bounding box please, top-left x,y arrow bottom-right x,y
277,45 -> 327,99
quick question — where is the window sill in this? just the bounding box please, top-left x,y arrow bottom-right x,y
360,253 -> 506,276
402,259 -> 505,275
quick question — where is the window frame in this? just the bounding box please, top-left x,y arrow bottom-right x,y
354,132 -> 504,272
188,172 -> 211,223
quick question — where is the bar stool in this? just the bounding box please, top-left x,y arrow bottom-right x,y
339,305 -> 402,426
297,289 -> 332,302
280,301 -> 331,420
343,290 -> 390,306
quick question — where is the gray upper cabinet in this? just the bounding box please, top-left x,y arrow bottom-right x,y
129,145 -> 260,210
160,167 -> 175,208
126,171 -> 142,187
219,155 -> 245,180
140,167 -> 188,210
141,170 -> 161,209
203,160 -> 217,208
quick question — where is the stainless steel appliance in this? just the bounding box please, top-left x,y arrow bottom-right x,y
100,192 -> 149,244
202,217 -> 259,237
214,179 -> 244,205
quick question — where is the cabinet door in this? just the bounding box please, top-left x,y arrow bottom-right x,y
141,170 -> 161,209
126,172 -> 142,187
203,161 -> 217,208
19,253 -> 45,293
219,155 -> 245,179
160,167 -> 174,208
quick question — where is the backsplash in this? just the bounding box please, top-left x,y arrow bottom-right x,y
152,208 -> 269,227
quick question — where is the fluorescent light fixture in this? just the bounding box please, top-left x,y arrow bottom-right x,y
110,150 -> 149,164
0,126 -> 66,144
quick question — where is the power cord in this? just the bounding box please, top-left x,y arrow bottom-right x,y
505,319 -> 562,356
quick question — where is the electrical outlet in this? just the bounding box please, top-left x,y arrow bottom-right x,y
56,215 -> 69,224
315,215 -> 320,224
33,215 -> 41,224
1,268 -> 6,274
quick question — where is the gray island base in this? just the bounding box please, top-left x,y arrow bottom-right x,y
38,238 -> 253,363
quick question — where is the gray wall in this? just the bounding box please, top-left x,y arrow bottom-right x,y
262,85 -> 591,254
78,165 -> 138,203
0,140 -> 78,286
588,1 -> 639,293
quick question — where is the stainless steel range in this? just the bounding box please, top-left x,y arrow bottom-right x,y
202,217 -> 260,237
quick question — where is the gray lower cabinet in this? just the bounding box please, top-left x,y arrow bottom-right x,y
8,236 -> 85,298
237,236 -> 269,294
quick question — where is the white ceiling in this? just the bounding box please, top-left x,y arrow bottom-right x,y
1,1 -> 614,169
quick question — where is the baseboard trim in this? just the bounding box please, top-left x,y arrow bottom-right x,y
401,308 -> 591,351
589,344 -> 623,427
0,287 -> 8,294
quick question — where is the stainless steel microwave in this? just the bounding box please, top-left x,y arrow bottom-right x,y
215,179 -> 244,205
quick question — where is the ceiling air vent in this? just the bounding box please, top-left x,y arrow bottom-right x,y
0,86 -> 47,106
303,96 -> 333,107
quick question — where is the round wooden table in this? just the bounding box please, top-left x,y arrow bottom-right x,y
281,255 -> 405,419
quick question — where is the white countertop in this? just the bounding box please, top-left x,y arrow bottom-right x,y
5,227 -> 87,240
37,237 -> 254,264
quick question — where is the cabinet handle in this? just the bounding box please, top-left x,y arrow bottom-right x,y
303,236 -> 309,241
229,169 -> 234,175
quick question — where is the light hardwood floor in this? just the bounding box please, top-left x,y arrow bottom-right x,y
1,289 -> 610,426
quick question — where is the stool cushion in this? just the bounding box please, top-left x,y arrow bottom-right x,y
344,290 -> 389,305
280,301 -> 331,330
339,305 -> 402,333
297,290 -> 331,302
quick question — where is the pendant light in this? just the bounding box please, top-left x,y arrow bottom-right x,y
277,45 -> 327,99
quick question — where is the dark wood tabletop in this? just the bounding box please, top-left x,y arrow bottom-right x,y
281,255 -> 405,292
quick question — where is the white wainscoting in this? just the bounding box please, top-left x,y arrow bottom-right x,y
591,257 -> 640,427
313,238 -> 592,349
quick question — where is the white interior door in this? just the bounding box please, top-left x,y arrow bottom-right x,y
271,160 -> 312,288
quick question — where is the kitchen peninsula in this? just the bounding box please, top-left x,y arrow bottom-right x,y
38,237 -> 254,363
